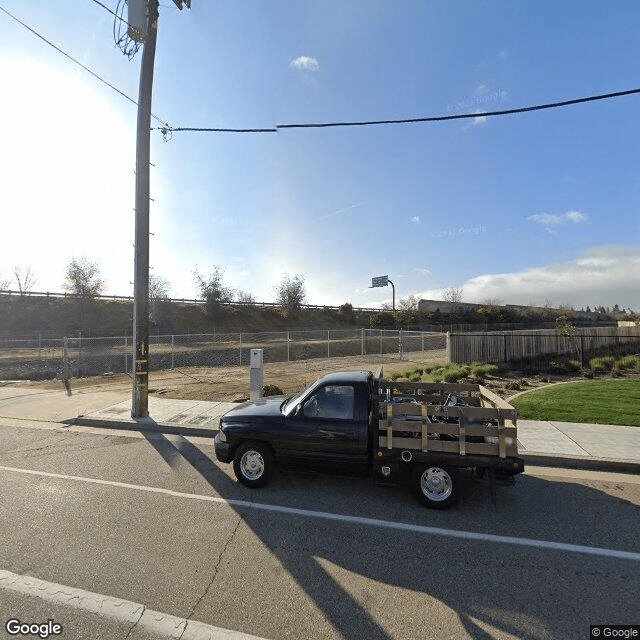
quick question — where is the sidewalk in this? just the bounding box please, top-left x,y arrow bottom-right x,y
0,386 -> 639,473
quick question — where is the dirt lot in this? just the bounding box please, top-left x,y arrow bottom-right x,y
5,349 -> 639,402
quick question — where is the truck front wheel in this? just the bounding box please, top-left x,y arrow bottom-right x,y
233,441 -> 274,488
413,464 -> 458,509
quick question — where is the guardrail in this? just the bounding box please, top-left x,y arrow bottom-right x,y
0,290 -> 385,313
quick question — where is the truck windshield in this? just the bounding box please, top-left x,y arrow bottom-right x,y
282,386 -> 312,416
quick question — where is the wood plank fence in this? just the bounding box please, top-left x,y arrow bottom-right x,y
447,325 -> 640,366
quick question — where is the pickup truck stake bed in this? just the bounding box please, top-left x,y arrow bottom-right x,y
214,369 -> 524,508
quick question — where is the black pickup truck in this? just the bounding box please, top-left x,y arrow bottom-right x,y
214,369 -> 524,508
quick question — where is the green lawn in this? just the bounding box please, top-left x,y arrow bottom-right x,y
511,380 -> 640,427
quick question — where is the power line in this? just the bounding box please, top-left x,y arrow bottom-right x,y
0,4 -> 169,127
159,87 -> 640,134
89,0 -> 124,23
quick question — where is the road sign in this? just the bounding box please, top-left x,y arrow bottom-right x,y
371,275 -> 388,288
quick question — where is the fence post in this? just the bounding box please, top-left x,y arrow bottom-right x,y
446,332 -> 451,364
361,328 -> 364,356
63,337 -> 69,381
171,335 -> 175,370
327,330 -> 330,358
399,329 -> 403,359
78,331 -> 82,376
124,336 -> 128,374
239,333 -> 242,366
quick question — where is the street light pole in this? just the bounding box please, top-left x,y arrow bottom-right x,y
388,279 -> 396,311
131,0 -> 158,419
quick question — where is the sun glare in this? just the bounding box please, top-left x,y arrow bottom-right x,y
0,58 -> 135,292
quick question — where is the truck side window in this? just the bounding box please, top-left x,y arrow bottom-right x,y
302,385 -> 355,420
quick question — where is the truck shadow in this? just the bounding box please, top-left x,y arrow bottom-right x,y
143,433 -> 640,640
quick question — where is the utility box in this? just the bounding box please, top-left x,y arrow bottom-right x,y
128,0 -> 148,42
250,349 -> 264,402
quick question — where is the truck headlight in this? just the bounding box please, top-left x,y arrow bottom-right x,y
218,428 -> 227,442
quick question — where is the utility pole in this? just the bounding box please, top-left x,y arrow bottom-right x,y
130,0 -> 189,418
131,0 -> 158,418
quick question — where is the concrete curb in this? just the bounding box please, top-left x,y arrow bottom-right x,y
523,453 -> 640,475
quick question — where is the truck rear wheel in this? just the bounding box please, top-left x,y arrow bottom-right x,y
413,464 -> 458,509
233,441 -> 274,488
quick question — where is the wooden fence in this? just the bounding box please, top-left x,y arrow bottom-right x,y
447,325 -> 640,366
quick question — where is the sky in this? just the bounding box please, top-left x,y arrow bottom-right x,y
1,1 -> 640,311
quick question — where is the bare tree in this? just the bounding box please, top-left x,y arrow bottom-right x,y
63,257 -> 105,298
13,265 -> 38,295
149,274 -> 171,327
274,273 -> 307,313
149,274 -> 171,302
398,294 -> 420,310
236,290 -> 256,304
442,287 -> 463,303
192,265 -> 234,304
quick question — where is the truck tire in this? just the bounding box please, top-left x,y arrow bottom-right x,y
413,464 -> 458,509
233,441 -> 274,488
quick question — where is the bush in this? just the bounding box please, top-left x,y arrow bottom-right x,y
469,363 -> 498,377
618,356 -> 638,370
263,384 -> 284,396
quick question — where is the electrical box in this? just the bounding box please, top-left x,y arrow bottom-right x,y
249,349 -> 264,402
128,0 -> 148,42
250,349 -> 263,369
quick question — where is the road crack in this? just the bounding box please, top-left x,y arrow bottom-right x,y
179,515 -> 243,637
124,604 -> 146,639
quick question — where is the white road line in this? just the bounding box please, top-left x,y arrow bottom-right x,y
2,464 -> 640,562
0,569 -> 269,640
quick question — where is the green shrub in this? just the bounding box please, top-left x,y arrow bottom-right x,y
469,363 -> 498,377
589,358 -> 605,372
618,356 -> 638,370
263,384 -> 284,396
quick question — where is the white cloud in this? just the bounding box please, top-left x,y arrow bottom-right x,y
527,210 -> 589,234
411,215 -> 421,225
455,245 -> 640,309
462,111 -> 488,131
290,56 -> 319,71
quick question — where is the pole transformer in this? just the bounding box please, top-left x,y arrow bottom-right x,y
132,0 -> 158,418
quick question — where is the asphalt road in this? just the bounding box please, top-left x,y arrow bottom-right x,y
0,422 -> 638,640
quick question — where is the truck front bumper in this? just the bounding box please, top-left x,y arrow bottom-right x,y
214,433 -> 233,464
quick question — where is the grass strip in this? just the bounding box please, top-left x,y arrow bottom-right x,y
511,380 -> 640,427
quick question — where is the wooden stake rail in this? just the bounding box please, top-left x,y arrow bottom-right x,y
379,381 -> 519,458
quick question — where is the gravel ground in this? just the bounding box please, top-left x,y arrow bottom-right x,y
4,349 -> 639,403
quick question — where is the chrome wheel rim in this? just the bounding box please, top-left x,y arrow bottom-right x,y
240,450 -> 264,480
420,467 -> 453,502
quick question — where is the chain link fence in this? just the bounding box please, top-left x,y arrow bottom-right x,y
0,329 -> 446,381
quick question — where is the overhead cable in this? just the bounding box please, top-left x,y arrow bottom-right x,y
0,4 -> 169,127
159,87 -> 640,134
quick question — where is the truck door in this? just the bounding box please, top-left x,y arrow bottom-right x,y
282,383 -> 368,469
